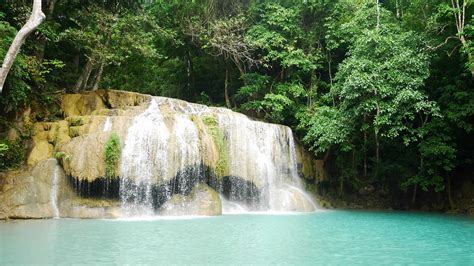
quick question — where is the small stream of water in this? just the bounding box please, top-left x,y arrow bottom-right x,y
50,166 -> 60,218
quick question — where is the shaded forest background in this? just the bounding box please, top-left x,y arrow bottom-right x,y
0,0 -> 473,210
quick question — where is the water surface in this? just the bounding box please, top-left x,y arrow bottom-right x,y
1,211 -> 473,265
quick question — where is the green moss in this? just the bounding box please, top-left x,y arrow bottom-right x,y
202,115 -> 229,178
66,116 -> 85,126
54,151 -> 70,165
68,126 -> 81,138
104,133 -> 121,178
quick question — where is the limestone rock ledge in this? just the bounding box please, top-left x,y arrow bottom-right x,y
0,159 -> 121,219
160,183 -> 222,216
295,142 -> 329,183
0,159 -> 58,219
0,89 -> 324,218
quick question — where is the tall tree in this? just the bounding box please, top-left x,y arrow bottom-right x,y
0,0 -> 45,93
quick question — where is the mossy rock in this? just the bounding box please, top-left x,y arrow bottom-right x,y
66,116 -> 88,127
201,115 -> 229,178
68,126 -> 83,138
61,92 -> 107,118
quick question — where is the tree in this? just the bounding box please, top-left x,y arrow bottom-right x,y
62,5 -> 158,92
427,0 -> 473,78
201,15 -> 260,108
0,0 -> 45,93
449,0 -> 473,78
334,28 -> 436,172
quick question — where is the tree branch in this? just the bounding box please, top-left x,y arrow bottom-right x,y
0,0 -> 45,93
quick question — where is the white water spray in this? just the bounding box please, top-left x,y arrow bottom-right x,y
118,97 -> 316,216
50,166 -> 60,218
103,117 -> 112,132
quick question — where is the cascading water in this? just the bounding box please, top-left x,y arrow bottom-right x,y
103,117 -> 112,132
119,99 -> 170,216
50,166 -> 60,218
119,98 -> 206,216
216,112 -> 316,212
118,97 -> 316,216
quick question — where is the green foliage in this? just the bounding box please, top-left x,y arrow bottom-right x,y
302,106 -> 352,154
54,151 -> 65,160
333,28 -> 437,142
1,0 -> 473,203
237,73 -> 306,123
245,2 -> 320,72
0,139 -> 26,171
0,143 -> 9,157
104,133 -> 121,178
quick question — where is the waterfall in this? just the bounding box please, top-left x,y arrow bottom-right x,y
119,99 -> 170,216
118,97 -> 316,216
216,112 -> 316,212
103,117 -> 112,132
119,98 -> 205,216
50,166 -> 60,218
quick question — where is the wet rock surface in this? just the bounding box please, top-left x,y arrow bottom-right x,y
1,90 -> 319,219
160,183 -> 222,216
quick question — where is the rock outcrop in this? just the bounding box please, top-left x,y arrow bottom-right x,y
0,159 -> 59,219
0,90 -> 323,219
0,159 -> 122,219
295,143 -> 329,183
160,183 -> 222,216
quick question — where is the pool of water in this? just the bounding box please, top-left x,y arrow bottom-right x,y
1,211 -> 473,265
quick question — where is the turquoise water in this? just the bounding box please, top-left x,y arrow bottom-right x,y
1,211 -> 473,265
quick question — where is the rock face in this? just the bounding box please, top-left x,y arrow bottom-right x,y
0,90 -> 323,219
0,159 -> 122,219
160,184 -> 222,216
295,143 -> 329,183
0,159 -> 59,219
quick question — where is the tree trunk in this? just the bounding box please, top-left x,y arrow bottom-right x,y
374,129 -> 380,178
447,174 -> 455,210
374,130 -> 380,164
92,63 -> 104,91
323,148 -> 331,165
0,0 -> 45,93
412,183 -> 417,204
224,66 -> 231,109
459,36 -> 474,78
374,101 -> 381,177
413,155 -> 424,205
35,0 -> 56,61
374,101 -> 381,165
74,58 -> 94,92
363,115 -> 368,178
185,50 -> 196,100
339,175 -> 344,197
451,0 -> 473,79
363,144 -> 367,177
395,0 -> 402,19
376,0 -> 380,29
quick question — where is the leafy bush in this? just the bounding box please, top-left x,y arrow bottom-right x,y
104,133 -> 121,178
0,139 -> 26,171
